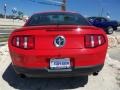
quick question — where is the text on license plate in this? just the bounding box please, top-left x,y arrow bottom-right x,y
50,58 -> 71,69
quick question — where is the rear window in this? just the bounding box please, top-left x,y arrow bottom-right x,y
26,12 -> 90,26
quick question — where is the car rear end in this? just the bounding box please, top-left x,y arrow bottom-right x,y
8,12 -> 108,77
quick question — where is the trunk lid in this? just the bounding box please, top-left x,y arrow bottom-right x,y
14,25 -> 100,50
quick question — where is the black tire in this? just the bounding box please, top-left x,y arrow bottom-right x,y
107,26 -> 114,34
113,27 -> 117,31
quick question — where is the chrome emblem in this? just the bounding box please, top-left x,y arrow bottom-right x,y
54,36 -> 66,48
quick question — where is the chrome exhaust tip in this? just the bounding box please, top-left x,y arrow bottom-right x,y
93,72 -> 99,76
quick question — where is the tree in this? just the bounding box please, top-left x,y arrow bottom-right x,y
12,8 -> 17,19
18,11 -> 24,19
0,13 -> 4,18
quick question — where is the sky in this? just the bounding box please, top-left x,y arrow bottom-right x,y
0,0 -> 120,20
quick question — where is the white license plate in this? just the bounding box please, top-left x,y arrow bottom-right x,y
50,58 -> 71,69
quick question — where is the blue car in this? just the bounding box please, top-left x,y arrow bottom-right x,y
87,17 -> 119,34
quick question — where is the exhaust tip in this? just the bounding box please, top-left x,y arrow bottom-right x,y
93,72 -> 99,76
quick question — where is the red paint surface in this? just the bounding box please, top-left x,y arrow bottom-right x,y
8,12 -> 108,70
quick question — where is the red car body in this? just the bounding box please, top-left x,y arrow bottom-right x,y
8,11 -> 108,77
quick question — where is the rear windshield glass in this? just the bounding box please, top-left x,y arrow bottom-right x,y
26,12 -> 90,26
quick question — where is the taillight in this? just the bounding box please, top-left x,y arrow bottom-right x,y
12,36 -> 34,49
85,34 -> 106,48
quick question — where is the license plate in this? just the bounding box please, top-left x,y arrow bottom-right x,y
50,58 -> 71,69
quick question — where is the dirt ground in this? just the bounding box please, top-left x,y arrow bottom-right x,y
0,45 -> 120,90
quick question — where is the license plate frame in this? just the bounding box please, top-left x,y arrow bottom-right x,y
50,58 -> 71,70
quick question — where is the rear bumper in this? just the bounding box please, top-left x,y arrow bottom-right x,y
13,64 -> 104,77
10,48 -> 107,68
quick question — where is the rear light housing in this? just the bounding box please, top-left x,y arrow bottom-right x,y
85,34 -> 106,48
12,35 -> 35,49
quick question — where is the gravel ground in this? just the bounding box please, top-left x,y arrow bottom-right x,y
0,45 -> 120,90
109,47 -> 120,61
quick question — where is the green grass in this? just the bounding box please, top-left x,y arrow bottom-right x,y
0,38 -> 8,42
0,35 -> 9,42
0,35 -> 9,38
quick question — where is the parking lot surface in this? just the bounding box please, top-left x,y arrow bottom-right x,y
0,45 -> 120,90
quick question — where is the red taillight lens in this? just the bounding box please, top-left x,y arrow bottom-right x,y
27,36 -> 35,49
12,36 -> 34,49
85,34 -> 106,48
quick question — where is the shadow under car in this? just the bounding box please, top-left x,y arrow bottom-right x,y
2,64 -> 88,90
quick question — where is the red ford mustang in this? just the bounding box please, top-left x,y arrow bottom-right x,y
8,11 -> 108,78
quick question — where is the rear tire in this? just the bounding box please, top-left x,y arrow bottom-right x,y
107,26 -> 114,34
113,27 -> 117,31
